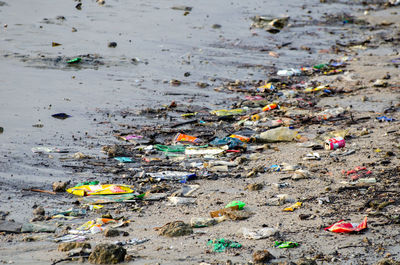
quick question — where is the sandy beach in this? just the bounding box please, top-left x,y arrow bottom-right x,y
0,0 -> 400,264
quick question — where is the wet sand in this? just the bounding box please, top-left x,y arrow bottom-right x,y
1,0 -> 400,264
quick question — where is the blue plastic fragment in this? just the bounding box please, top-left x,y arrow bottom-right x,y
268,165 -> 281,172
210,137 -> 243,149
114,157 -> 133,163
376,116 -> 395,122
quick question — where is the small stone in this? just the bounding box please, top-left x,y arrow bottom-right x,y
253,250 -> 274,264
33,206 -> 45,216
88,244 -> 126,264
226,210 -> 251,220
266,28 -> 280,34
108,42 -> 117,48
374,259 -> 400,265
0,211 -> 9,220
196,82 -> 209,88
171,6 -> 192,11
373,79 -> 388,87
212,24 -> 222,29
362,237 -> 371,245
101,213 -> 113,219
296,258 -> 317,265
23,236 -> 38,242
269,17 -> 289,29
169,101 -> 177,108
246,183 -> 263,191
299,214 -> 311,220
169,79 -> 181,86
52,181 -> 67,192
158,221 -> 193,237
30,216 -> 45,222
58,242 -> 91,252
104,228 -> 120,237
300,45 -> 311,51
69,247 -> 91,257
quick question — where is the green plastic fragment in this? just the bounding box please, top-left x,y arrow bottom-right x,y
313,63 -> 328,69
135,193 -> 146,199
75,180 -> 99,187
207,238 -> 242,252
225,200 -> 245,210
274,241 -> 299,248
155,144 -> 186,153
67,57 -> 81,64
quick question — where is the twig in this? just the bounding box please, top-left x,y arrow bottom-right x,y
338,245 -> 365,249
51,258 -> 72,265
25,188 -> 57,195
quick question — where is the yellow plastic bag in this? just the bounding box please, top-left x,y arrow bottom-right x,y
67,184 -> 134,197
283,202 -> 302,212
210,108 -> 245,117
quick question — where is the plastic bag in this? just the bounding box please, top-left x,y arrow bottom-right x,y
67,184 -> 134,196
274,241 -> 299,248
283,202 -> 302,212
325,217 -> 367,233
225,201 -> 245,210
207,238 -> 242,252
257,127 -> 298,143
174,133 -> 202,144
242,227 -> 276,240
210,108 -> 245,117
210,137 -> 243,149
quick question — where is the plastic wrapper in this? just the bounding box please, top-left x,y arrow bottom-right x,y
242,227 -> 276,240
274,241 -> 299,248
207,238 -> 242,252
229,134 -> 250,143
325,217 -> 367,233
225,201 -> 246,210
185,146 -> 227,156
210,137 -> 244,149
114,157 -> 133,163
262,103 -> 278,112
210,205 -> 239,218
174,133 -> 202,144
210,108 -> 245,117
67,184 -> 134,196
283,202 -> 302,212
257,127 -> 299,143
147,171 -> 196,182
